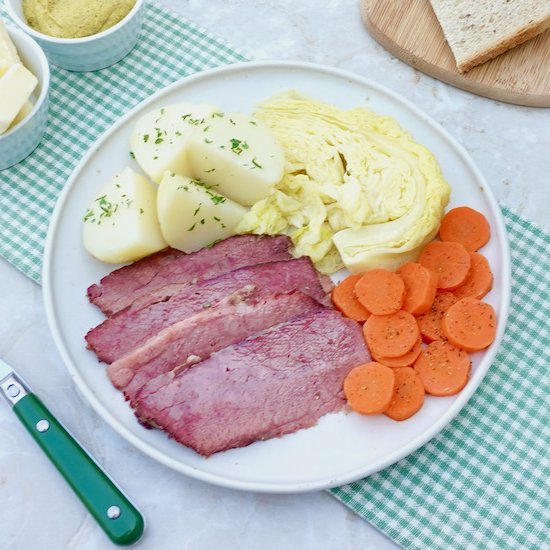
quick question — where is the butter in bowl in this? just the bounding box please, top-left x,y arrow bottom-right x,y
4,0 -> 145,71
0,21 -> 49,170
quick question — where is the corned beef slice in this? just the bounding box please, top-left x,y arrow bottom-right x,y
135,309 -> 370,457
86,257 -> 333,364
107,290 -> 325,403
87,235 -> 293,316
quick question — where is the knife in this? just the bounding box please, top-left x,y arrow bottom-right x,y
0,358 -> 144,546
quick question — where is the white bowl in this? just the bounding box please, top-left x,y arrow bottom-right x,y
0,26 -> 49,170
4,0 -> 145,71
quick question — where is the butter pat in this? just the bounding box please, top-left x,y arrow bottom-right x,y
0,20 -> 20,66
0,63 -> 38,134
0,59 -> 10,77
9,100 -> 34,130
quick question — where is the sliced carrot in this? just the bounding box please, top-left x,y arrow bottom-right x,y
414,340 -> 471,396
453,252 -> 493,300
354,269 -> 405,315
371,336 -> 422,368
416,290 -> 459,343
331,274 -> 370,322
344,362 -> 396,415
397,262 -> 438,316
384,367 -> 425,421
442,297 -> 497,352
439,206 -> 491,252
363,310 -> 419,358
418,241 -> 471,290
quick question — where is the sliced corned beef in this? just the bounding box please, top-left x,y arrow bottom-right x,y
87,235 -> 293,316
135,309 -> 370,457
86,257 -> 332,364
108,290 -> 325,403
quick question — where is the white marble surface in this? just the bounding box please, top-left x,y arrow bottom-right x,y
1,1 -> 549,549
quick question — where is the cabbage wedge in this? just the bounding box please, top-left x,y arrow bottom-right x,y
237,91 -> 450,274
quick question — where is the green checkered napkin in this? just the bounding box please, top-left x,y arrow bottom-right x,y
1,4 -> 548,549
331,209 -> 550,550
0,1 -> 246,282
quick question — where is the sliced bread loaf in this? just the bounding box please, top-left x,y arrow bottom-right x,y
429,0 -> 550,73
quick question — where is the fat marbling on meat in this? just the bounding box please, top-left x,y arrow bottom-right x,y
86,257 -> 332,364
87,234 -> 293,316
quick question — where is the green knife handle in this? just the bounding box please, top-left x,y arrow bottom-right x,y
12,392 -> 144,546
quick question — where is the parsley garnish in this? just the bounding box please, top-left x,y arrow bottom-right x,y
210,194 -> 225,205
154,127 -> 164,145
230,138 -> 249,155
83,208 -> 94,222
213,216 -> 226,228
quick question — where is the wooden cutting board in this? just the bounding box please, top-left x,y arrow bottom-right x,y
361,0 -> 550,107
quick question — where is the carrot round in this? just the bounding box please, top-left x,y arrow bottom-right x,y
384,367 -> 425,421
354,269 -> 405,315
414,340 -> 471,396
371,336 -> 422,368
344,362 -> 396,415
439,206 -> 491,252
419,241 -> 471,290
363,310 -> 419,358
442,297 -> 497,352
397,262 -> 438,316
453,252 -> 493,300
331,274 -> 370,322
416,290 -> 459,343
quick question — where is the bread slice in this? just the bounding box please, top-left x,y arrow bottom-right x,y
429,0 -> 550,73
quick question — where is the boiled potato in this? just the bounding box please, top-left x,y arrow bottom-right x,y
83,167 -> 167,263
157,173 -> 247,253
130,103 -> 217,183
187,112 -> 284,206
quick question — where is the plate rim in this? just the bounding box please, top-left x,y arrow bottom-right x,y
42,60 -> 511,493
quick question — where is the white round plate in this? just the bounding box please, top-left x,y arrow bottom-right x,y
43,61 -> 510,493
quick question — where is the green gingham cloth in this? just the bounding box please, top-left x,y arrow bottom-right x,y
1,4 -> 548,550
